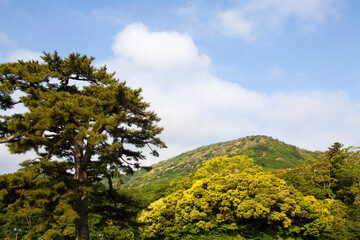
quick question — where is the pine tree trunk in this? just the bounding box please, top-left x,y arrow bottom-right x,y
75,193 -> 90,240
74,140 -> 90,240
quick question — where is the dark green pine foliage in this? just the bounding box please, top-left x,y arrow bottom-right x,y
0,161 -> 76,239
0,52 -> 166,239
0,162 -> 147,239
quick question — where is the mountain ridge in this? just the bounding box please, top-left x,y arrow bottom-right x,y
120,135 -> 321,199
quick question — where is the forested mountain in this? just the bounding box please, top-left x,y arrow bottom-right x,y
139,146 -> 360,239
121,135 -> 320,201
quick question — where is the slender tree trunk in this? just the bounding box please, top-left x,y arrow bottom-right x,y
26,216 -> 31,232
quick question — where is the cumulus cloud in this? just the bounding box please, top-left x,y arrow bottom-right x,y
217,0 -> 341,40
112,23 -> 210,73
101,23 -> 360,165
1,23 -> 359,172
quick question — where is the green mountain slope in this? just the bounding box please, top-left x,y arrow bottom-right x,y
120,135 -> 320,200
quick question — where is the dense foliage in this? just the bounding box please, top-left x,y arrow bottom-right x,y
139,156 -> 335,239
0,162 -> 76,239
122,136 -> 319,202
0,164 -> 146,239
0,138 -> 359,239
0,52 -> 165,239
275,143 -> 360,239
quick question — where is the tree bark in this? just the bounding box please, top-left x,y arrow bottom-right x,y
74,140 -> 90,240
75,192 -> 90,240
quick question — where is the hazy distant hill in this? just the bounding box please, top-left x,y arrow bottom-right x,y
120,135 -> 320,199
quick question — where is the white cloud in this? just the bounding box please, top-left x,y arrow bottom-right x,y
271,0 -> 340,22
218,10 -> 255,40
178,6 -> 197,16
0,146 -> 36,175
2,23 -> 359,173
217,0 -> 341,40
7,49 -> 43,62
101,23 -> 360,165
90,7 -> 124,25
111,23 -> 210,73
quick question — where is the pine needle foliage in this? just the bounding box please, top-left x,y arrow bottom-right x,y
0,51 -> 166,239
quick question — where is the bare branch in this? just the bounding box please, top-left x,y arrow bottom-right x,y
0,133 -> 21,143
42,131 -> 64,139
96,123 -> 105,134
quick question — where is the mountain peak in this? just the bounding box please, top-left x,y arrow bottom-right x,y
120,135 -> 320,199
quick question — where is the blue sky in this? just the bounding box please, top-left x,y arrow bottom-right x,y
1,0 -> 360,173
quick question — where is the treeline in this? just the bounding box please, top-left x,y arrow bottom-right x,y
1,142 -> 359,239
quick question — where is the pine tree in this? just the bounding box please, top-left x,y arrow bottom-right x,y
0,51 -> 166,239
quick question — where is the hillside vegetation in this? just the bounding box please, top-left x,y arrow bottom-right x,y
2,136 -> 359,239
139,145 -> 360,239
121,136 -> 320,201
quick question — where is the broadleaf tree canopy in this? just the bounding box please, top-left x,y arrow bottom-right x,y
0,51 -> 166,239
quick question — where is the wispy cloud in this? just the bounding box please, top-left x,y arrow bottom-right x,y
7,49 -> 42,62
101,23 -> 360,164
0,31 -> 12,46
88,7 -> 126,25
217,0 -> 342,40
268,66 -> 286,80
218,10 -> 255,40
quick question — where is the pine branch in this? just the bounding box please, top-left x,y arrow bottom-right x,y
0,133 -> 21,143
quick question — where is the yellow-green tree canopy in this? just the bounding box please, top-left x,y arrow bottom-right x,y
139,156 -> 332,239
